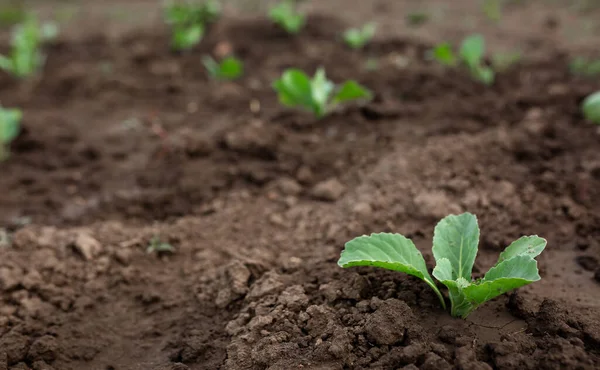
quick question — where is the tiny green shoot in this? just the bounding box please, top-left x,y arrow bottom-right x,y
570,57 -> 600,77
147,236 -> 175,254
431,34 -> 494,85
269,0 -> 305,34
0,16 -> 58,78
343,22 -> 376,49
582,91 -> 600,124
202,55 -> 243,80
0,106 -> 22,161
164,0 -> 220,50
273,67 -> 373,118
338,213 -> 546,319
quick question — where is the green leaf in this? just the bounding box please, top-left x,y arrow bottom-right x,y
0,107 -> 22,160
339,233 -> 446,309
471,65 -> 494,85
460,34 -> 485,68
582,91 -> 600,124
463,255 -> 540,307
203,55 -> 244,80
497,236 -> 547,263
332,80 -> 372,104
432,213 -> 479,282
432,43 -> 456,67
343,22 -> 376,49
272,69 -> 314,111
269,1 -> 305,34
173,24 -> 203,50
310,68 -> 335,117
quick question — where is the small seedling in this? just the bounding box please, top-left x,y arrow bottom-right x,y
147,236 -> 175,254
164,0 -> 220,50
343,22 -> 376,49
0,106 -> 22,160
0,16 -> 58,78
202,55 -> 243,80
269,0 -> 305,34
582,91 -> 600,124
431,34 -> 494,85
338,213 -> 546,319
273,67 -> 373,118
570,57 -> 600,77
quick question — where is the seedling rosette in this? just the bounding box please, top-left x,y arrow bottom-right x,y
338,213 -> 546,318
273,67 -> 373,118
431,34 -> 494,85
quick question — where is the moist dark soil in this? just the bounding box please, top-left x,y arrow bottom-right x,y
1,3 -> 600,370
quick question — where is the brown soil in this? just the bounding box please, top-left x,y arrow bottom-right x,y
1,1 -> 600,370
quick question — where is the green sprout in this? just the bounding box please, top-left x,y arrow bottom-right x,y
343,22 -> 376,49
582,91 -> 600,124
269,0 -> 305,34
570,57 -> 600,77
0,106 -> 22,161
147,236 -> 175,254
431,34 -> 494,85
273,67 -> 373,118
0,16 -> 58,78
164,0 -> 220,50
338,213 -> 546,319
202,55 -> 243,80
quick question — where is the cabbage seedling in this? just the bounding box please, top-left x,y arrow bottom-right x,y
273,67 -> 373,118
343,22 -> 376,49
202,55 -> 243,80
431,34 -> 494,85
0,106 -> 22,160
269,1 -> 305,34
338,213 -> 546,319
582,91 -> 600,124
0,16 -> 58,78
163,0 -> 220,50
147,236 -> 175,254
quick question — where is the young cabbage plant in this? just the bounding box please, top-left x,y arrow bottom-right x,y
338,213 -> 546,319
582,91 -> 600,124
202,55 -> 243,80
0,106 -> 22,161
0,16 -> 58,78
164,0 -> 220,50
273,67 -> 373,118
431,35 -> 494,85
343,22 -> 376,49
269,1 -> 305,34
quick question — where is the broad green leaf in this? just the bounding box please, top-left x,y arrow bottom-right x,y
463,255 -> 540,308
332,81 -> 373,105
217,56 -> 243,80
460,34 -> 485,68
497,236 -> 546,263
310,68 -> 335,117
273,69 -> 314,111
339,233 -> 446,308
582,91 -> 600,124
432,213 -> 479,282
173,24 -> 203,50
432,43 -> 456,67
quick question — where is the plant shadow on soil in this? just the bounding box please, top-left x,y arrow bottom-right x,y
0,12 -> 600,370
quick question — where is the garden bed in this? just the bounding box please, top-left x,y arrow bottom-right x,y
0,1 -> 599,369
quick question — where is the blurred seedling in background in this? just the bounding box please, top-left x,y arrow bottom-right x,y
202,55 -> 243,80
343,22 -> 376,49
164,0 -> 220,50
570,57 -> 600,77
582,91 -> 600,124
0,16 -> 58,78
406,11 -> 429,27
431,34 -> 494,85
491,51 -> 521,71
482,0 -> 502,22
273,67 -> 373,118
0,106 -> 21,161
269,0 -> 305,34
147,236 -> 175,255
